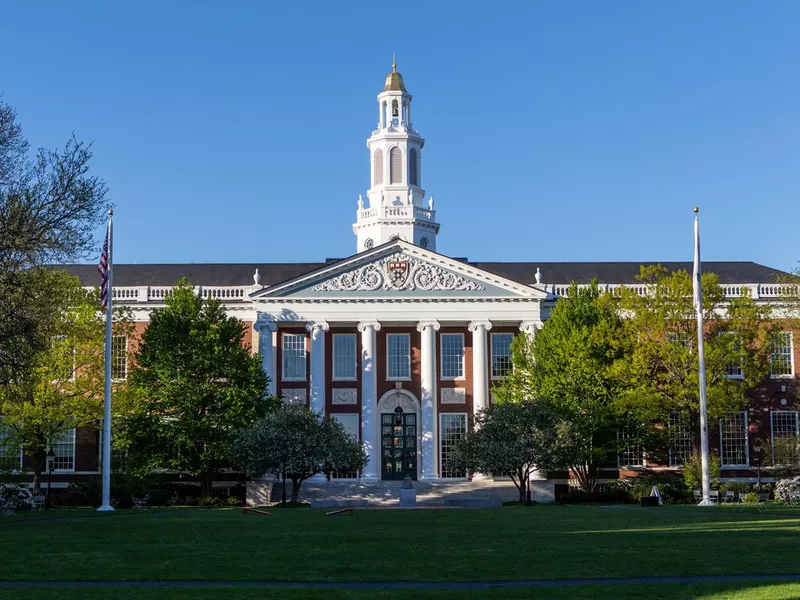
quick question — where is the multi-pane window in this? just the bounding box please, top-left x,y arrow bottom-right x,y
332,334 -> 357,380
668,412 -> 693,468
440,334 -> 465,379
770,332 -> 794,377
387,334 -> 411,380
50,428 -> 76,472
282,333 -> 307,381
721,332 -> 743,379
617,428 -> 643,468
331,413 -> 360,479
667,332 -> 693,350
491,333 -> 513,379
720,411 -> 748,467
440,413 -> 467,478
770,410 -> 800,465
0,419 -> 22,471
111,335 -> 128,380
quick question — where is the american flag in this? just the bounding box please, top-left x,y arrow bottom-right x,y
97,226 -> 110,309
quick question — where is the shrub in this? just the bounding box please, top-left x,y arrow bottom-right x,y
197,496 -> 223,507
226,496 -> 241,507
683,451 -> 721,491
742,492 -> 759,504
0,483 -> 34,509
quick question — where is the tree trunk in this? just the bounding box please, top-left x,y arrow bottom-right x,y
199,472 -> 214,498
32,449 -> 46,494
290,476 -> 302,503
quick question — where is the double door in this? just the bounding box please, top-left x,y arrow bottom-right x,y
381,412 -> 417,480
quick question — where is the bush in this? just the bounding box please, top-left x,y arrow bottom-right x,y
742,492 -> 759,504
197,496 -> 223,507
226,496 -> 241,507
683,451 -> 721,491
0,482 -> 34,509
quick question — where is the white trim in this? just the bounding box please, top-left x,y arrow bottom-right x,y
331,333 -> 358,381
769,409 -> 799,465
111,334 -> 128,382
439,333 -> 465,380
616,428 -> 646,469
770,331 -> 795,378
439,412 -> 468,479
386,332 -> 411,381
490,332 -> 514,380
719,411 -> 749,468
281,332 -> 307,382
49,427 -> 76,473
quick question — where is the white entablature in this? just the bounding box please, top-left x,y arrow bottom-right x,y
353,60 -> 440,253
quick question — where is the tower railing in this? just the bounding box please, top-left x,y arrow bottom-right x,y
357,204 -> 436,222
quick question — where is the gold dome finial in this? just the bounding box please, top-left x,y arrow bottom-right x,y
392,53 -> 396,72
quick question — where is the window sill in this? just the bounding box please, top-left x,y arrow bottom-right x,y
440,377 -> 465,382
720,465 -> 751,470
332,377 -> 358,382
282,378 -> 308,382
770,374 -> 795,379
725,375 -> 744,380
387,377 -> 412,382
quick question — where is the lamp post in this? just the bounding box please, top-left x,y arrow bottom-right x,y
45,449 -> 55,509
753,440 -> 762,486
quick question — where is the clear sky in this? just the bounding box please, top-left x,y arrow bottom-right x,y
1,1 -> 798,271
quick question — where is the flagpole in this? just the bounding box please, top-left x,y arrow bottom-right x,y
693,207 -> 713,507
97,209 -> 114,511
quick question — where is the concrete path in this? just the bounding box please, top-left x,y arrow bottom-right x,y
1,574 -> 799,589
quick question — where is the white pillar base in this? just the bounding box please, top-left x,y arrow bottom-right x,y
360,474 -> 380,483
96,504 -> 115,512
696,499 -> 716,507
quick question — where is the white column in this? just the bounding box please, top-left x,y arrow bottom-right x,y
468,320 -> 493,420
417,320 -> 440,480
254,315 -> 278,397
358,321 -> 381,482
306,321 -> 329,415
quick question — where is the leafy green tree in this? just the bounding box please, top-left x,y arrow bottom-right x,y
0,272 -> 116,492
500,281 -> 632,493
616,266 -> 776,443
451,400 -> 576,504
230,404 -> 368,504
124,279 -> 271,496
0,100 -> 109,385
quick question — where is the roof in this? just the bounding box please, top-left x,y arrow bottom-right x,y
56,260 -> 788,288
382,63 -> 407,93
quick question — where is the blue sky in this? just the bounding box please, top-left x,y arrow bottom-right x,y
1,1 -> 798,271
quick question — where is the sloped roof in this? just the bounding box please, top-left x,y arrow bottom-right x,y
57,260 -> 788,288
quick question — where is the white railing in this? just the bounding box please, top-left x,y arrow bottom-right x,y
546,282 -> 798,300
357,204 -> 436,222
105,285 -> 253,303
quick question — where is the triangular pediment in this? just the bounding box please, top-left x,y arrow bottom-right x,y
251,241 -> 548,300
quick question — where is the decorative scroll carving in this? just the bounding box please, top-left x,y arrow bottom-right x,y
283,388 -> 307,406
377,389 -> 419,413
441,388 -> 466,404
332,388 -> 358,405
254,312 -> 278,332
312,252 -> 485,292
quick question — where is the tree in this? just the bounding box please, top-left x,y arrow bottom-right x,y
451,400 -> 575,504
124,279 -> 271,496
0,100 -> 109,385
617,266 -> 776,440
0,272 -> 115,492
230,404 -> 368,504
501,281 -> 632,493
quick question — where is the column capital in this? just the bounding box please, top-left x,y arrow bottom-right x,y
519,321 -> 539,336
357,320 -> 381,333
468,320 -> 493,332
416,320 -> 441,333
305,321 -> 330,333
254,313 -> 278,333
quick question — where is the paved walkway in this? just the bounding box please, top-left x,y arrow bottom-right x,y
1,574 -> 799,589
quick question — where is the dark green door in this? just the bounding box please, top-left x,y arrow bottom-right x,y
381,411 -> 417,480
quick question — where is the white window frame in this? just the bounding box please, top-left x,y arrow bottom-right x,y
281,333 -> 307,381
0,417 -> 22,472
770,331 -> 795,378
490,333 -> 514,380
49,427 -> 76,473
332,334 -> 357,381
617,428 -> 645,468
667,411 -> 693,468
440,333 -> 465,380
386,333 -> 411,381
330,413 -> 361,480
769,410 -> 800,466
111,335 -> 128,381
439,412 -> 468,479
719,411 -> 749,468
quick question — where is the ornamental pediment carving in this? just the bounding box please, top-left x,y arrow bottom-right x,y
312,252 -> 485,293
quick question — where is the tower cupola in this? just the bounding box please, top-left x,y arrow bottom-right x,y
352,61 -> 440,252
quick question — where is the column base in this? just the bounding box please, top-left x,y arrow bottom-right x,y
360,474 -> 380,483
419,475 -> 443,483
96,504 -> 115,512
471,473 -> 491,482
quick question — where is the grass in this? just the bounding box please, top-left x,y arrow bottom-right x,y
1,504 -> 800,598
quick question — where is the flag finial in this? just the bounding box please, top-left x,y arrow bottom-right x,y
108,208 -> 114,216
693,207 -> 699,214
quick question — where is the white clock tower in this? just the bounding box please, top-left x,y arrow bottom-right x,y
353,61 -> 440,253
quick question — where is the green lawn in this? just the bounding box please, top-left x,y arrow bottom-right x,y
1,505 -> 799,598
